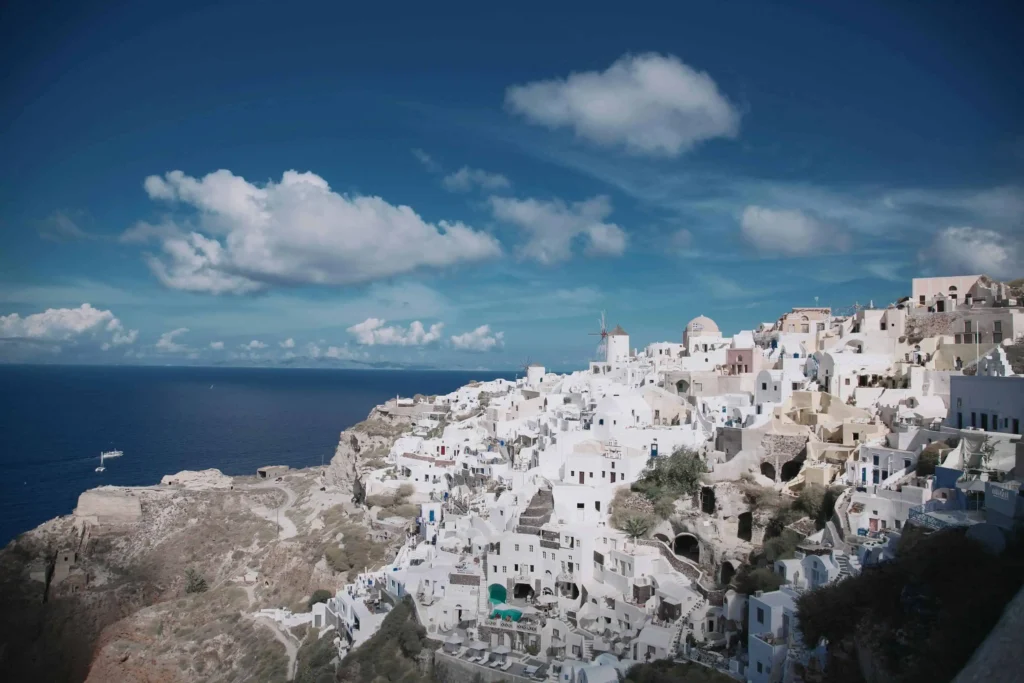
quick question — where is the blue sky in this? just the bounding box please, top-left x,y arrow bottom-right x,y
1,0 -> 1021,369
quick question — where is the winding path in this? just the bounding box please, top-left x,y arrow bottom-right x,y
254,616 -> 299,681
249,482 -> 298,539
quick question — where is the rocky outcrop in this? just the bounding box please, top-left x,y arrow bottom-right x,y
327,402 -> 417,495
74,489 -> 143,527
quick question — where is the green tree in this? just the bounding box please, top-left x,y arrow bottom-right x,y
734,567 -> 784,596
184,567 -> 208,594
307,589 -> 332,609
632,447 -> 707,501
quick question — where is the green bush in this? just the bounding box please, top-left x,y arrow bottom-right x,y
184,568 -> 208,594
795,484 -> 826,519
624,659 -> 735,683
324,523 -> 390,575
337,597 -> 429,683
915,442 -> 945,476
734,567 -> 784,596
631,447 -> 707,502
796,528 -> 1024,683
307,589 -> 332,609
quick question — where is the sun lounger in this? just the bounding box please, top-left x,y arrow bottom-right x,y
489,659 -> 501,668
500,660 -> 513,671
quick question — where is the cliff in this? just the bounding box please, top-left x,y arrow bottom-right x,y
0,400 -> 412,683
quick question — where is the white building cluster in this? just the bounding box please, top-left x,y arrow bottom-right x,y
314,274 -> 1024,683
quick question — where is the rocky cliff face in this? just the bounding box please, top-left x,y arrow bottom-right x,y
327,402 -> 417,496
0,400 -> 412,683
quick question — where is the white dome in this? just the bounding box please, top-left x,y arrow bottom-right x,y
685,315 -> 720,338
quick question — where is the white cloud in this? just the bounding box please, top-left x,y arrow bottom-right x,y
305,342 -> 362,361
442,167 -> 512,193
156,327 -> 190,353
242,339 -> 267,350
412,149 -> 440,173
0,303 -> 137,351
39,211 -> 94,242
210,341 -> 225,350
279,338 -> 295,349
922,227 -> 1022,280
133,169 -> 502,294
450,325 -> 505,352
505,53 -> 739,157
347,318 -> 445,347
489,194 -> 627,263
740,206 -> 850,256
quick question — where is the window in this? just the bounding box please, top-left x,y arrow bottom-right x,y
845,377 -> 850,385
572,645 -> 580,656
601,471 -> 605,478
965,321 -> 972,334
611,462 -> 615,469
801,324 -> 810,333
529,545 -> 534,552
530,565 -> 535,572
872,455 -> 879,466
971,412 -> 977,427
598,419 -> 604,425
792,382 -> 800,390
757,607 -> 764,624
761,382 -> 767,390
853,432 -> 860,441
514,564 -> 519,571
515,544 -> 519,552
502,566 -> 506,573
595,501 -> 601,511
570,471 -> 575,476
493,565 -> 497,573
542,552 -> 547,559
919,295 -> 926,304
757,662 -> 763,674
577,503 -> 585,509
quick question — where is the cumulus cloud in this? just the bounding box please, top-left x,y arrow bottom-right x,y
740,206 -> 850,256
450,325 -> 505,352
505,53 -> 739,157
921,227 -> 1022,280
347,318 -> 445,347
132,169 -> 502,294
279,338 -> 295,349
305,342 -> 362,360
0,303 -> 137,351
210,341 -> 225,350
442,167 -> 512,193
489,194 -> 627,263
156,327 -> 190,353
242,339 -> 267,350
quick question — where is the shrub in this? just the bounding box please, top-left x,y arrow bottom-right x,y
307,589 -> 332,609
631,447 -> 707,502
915,442 -> 945,476
734,567 -> 784,596
184,568 -> 208,594
795,484 -> 826,519
337,597 -> 429,683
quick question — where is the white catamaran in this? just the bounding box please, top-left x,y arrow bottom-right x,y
96,449 -> 124,473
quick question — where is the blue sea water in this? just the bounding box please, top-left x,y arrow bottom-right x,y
0,364 -> 515,547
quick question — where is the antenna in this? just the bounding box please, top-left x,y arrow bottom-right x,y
589,311 -> 608,360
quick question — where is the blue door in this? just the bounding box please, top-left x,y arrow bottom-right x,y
429,509 -> 435,522
650,443 -> 658,458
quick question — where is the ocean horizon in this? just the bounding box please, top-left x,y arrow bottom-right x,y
0,364 -> 516,547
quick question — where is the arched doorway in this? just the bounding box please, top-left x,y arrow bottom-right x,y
737,512 -> 753,542
780,456 -> 805,482
720,561 -> 737,586
513,582 -> 535,600
701,486 -> 716,514
673,533 -> 700,563
676,379 -> 690,395
760,462 -> 776,481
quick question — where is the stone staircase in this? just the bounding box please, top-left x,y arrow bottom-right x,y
516,487 -> 554,534
836,552 -> 861,579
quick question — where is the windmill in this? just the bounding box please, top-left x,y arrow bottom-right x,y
520,357 -> 533,378
589,311 -> 609,361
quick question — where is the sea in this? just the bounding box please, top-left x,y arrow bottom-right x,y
0,364 -> 516,547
